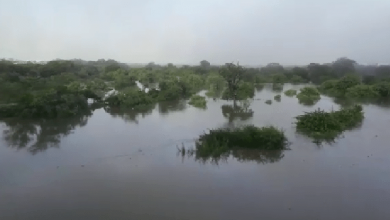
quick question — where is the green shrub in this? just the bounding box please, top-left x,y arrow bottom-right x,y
274,94 -> 281,102
272,83 -> 283,91
0,88 -> 91,118
222,82 -> 254,100
195,125 -> 288,159
265,100 -> 272,105
284,89 -> 297,97
295,105 -> 364,142
319,79 -> 338,96
106,88 -> 155,110
188,95 -> 207,108
297,87 -> 321,105
346,85 -> 379,99
373,82 -> 390,97
290,75 -> 305,84
333,75 -> 361,96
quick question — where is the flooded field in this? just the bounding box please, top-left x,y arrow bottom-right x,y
1,84 -> 390,220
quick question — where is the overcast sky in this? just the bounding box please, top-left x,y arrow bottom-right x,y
1,0 -> 390,65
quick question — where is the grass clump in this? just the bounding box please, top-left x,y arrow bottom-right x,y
296,87 -> 321,105
265,100 -> 272,105
274,94 -> 281,102
295,105 -> 364,142
284,89 -> 297,97
195,125 -> 288,159
188,95 -> 207,108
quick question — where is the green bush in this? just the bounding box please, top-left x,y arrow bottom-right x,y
106,88 -> 155,110
297,87 -> 321,105
265,100 -> 272,105
272,83 -> 283,91
274,94 -> 281,102
296,105 -> 364,142
346,85 -> 379,99
290,75 -> 305,84
188,95 -> 207,108
222,82 -> 254,100
319,79 -> 338,95
284,89 -> 297,97
373,82 -> 390,97
0,88 -> 91,118
195,125 -> 288,159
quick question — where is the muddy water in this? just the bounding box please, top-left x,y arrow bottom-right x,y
1,84 -> 390,220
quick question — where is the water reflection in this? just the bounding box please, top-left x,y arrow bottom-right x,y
158,100 -> 187,115
178,146 -> 284,165
221,100 -> 254,124
104,104 -> 155,124
1,113 -> 91,154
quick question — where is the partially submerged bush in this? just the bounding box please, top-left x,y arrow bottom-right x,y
0,88 -> 91,118
222,82 -> 254,100
195,125 -> 288,159
265,100 -> 272,105
284,89 -> 297,97
272,83 -> 283,91
295,105 -> 364,142
188,95 -> 207,108
106,88 -> 155,110
297,87 -> 321,105
274,94 -> 281,102
346,85 -> 379,99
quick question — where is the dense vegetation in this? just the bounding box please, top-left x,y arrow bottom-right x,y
296,87 -> 321,105
194,125 -> 288,160
296,105 -> 364,142
284,89 -> 297,97
1,57 -> 390,119
188,95 -> 207,108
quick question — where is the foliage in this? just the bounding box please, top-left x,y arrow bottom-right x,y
296,105 -> 364,142
333,75 -> 361,96
284,89 -> 297,97
272,73 -> 287,84
219,63 -> 244,101
222,82 -> 254,100
195,125 -> 288,159
265,100 -> 272,105
272,83 -> 283,91
296,87 -> 321,105
0,87 -> 91,118
188,95 -> 207,108
274,94 -> 281,102
346,85 -> 379,99
372,82 -> 390,97
105,88 -> 155,110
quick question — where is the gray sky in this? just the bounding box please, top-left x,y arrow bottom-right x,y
1,0 -> 390,65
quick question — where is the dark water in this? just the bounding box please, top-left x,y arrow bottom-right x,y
1,84 -> 390,220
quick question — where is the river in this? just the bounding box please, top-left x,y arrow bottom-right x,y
1,84 -> 390,220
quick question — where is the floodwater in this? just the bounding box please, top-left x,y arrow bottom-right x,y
1,84 -> 390,220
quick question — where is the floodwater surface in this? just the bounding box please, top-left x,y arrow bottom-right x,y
1,84 -> 390,220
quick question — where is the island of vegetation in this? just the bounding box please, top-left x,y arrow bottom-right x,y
193,125 -> 289,161
188,95 -> 207,108
296,87 -> 321,105
295,105 -> 364,142
284,89 -> 297,97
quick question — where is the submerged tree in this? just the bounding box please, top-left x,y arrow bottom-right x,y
219,62 -> 244,102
